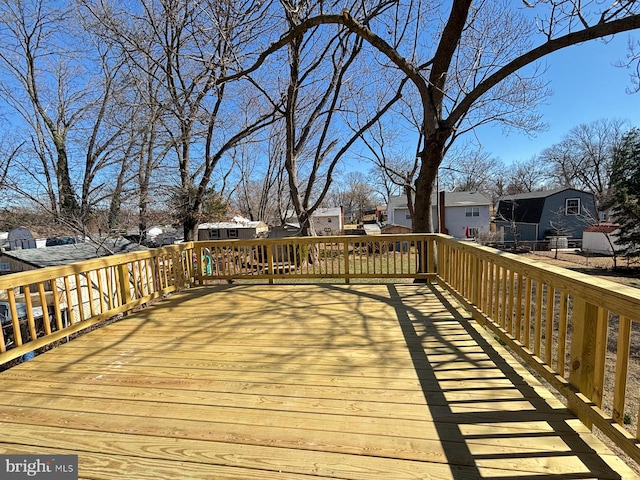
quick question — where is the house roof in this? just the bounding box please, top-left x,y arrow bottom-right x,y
388,191 -> 491,209
285,207 -> 343,219
199,220 -> 267,230
1,238 -> 147,268
496,197 -> 546,224
497,187 -> 590,202
439,191 -> 491,207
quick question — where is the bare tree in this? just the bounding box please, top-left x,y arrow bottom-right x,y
439,146 -> 503,194
233,1 -> 640,234
0,0 -> 139,233
505,155 -> 550,194
358,119 -> 419,227
540,118 -> 629,208
325,171 -> 376,223
83,0 -> 280,240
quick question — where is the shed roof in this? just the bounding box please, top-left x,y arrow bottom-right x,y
584,223 -> 620,234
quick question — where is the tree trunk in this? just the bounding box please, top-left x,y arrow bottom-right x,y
183,212 -> 199,242
412,135 -> 447,233
55,142 -> 80,223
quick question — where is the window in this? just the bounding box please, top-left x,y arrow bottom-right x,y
227,229 -> 238,238
327,218 -> 332,223
465,207 -> 480,217
405,213 -> 412,219
565,198 -> 580,216
209,229 -> 219,239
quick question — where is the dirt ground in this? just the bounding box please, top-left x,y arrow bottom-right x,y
517,249 -> 640,473
524,249 -> 640,288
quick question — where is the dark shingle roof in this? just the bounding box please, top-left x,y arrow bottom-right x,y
1,238 -> 147,268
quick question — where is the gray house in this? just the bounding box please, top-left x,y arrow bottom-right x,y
495,187 -> 597,245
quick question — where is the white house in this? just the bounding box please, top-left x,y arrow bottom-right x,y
284,207 -> 344,235
386,191 -> 491,238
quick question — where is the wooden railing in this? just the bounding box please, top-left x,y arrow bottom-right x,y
0,243 -> 195,365
435,235 -> 640,465
194,234 -> 436,283
1,233 -> 640,464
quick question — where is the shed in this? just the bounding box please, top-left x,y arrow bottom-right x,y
582,223 -> 622,255
381,224 -> 412,235
198,218 -> 268,241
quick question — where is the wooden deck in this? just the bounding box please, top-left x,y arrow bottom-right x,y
0,283 -> 637,479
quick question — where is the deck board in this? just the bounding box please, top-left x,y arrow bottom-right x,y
0,283 -> 637,479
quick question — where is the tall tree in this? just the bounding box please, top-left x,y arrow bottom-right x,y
83,0 -> 279,240
439,146 -> 502,194
504,156 -> 549,194
236,1 -> 640,234
609,127 -> 640,259
0,0 -> 130,230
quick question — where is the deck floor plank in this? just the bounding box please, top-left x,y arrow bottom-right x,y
0,283 -> 637,479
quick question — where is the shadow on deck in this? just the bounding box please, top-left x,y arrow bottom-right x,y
0,283 -> 636,479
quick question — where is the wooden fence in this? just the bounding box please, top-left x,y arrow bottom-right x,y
1,233 -> 640,464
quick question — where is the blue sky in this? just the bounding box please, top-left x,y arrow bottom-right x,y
472,33 -> 640,163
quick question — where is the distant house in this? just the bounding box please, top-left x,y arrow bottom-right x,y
386,191 -> 491,239
495,188 -> 597,245
7,228 -> 36,250
284,207 -> 344,235
198,217 -> 268,241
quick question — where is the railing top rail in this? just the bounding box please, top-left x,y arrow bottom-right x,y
194,233 -> 436,245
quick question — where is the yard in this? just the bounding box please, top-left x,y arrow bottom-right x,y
527,250 -> 640,288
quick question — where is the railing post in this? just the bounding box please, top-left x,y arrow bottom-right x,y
117,263 -> 132,307
569,297 -> 606,428
267,242 -> 275,285
343,239 -> 350,284
427,237 -> 435,279
471,255 -> 481,308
